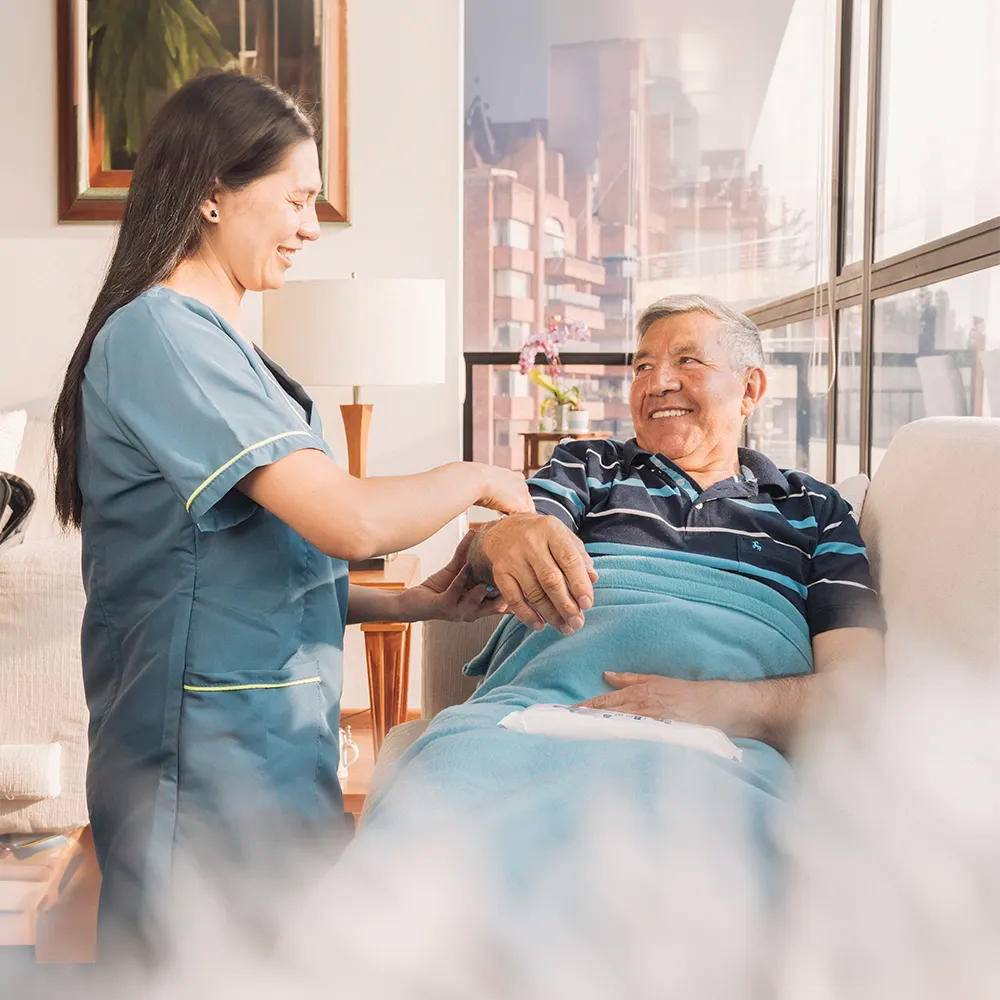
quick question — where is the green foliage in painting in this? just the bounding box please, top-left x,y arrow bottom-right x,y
88,0 -> 233,156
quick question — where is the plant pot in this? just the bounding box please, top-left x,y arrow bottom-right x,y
567,408 -> 590,433
552,403 -> 571,433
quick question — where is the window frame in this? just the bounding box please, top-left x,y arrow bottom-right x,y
464,0 -> 1000,478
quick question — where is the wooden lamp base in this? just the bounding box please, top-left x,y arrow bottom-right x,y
340,400 -> 394,571
340,402 -> 373,479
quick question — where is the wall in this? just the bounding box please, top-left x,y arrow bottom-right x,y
0,0 -> 466,711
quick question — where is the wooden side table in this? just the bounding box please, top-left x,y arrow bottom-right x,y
521,431 -> 613,477
349,554 -> 421,756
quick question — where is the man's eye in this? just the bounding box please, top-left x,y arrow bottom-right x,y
291,201 -> 305,210
680,357 -> 700,365
634,364 -> 652,373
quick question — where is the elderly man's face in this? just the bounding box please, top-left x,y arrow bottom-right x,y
629,312 -> 764,473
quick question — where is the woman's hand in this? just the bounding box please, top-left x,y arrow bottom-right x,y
472,464 -> 534,515
397,531 -> 508,623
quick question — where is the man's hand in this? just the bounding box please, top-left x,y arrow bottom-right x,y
467,514 -> 598,635
578,673 -> 725,727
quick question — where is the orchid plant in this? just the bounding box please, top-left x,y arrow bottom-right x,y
517,317 -> 591,376
518,318 -> 591,424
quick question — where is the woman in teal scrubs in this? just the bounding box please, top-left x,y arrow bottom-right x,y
51,72 -> 529,960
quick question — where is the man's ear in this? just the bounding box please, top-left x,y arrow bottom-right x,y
741,367 -> 767,420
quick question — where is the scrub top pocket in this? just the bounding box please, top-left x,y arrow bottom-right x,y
175,661 -> 339,849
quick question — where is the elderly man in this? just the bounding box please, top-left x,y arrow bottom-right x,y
467,294 -> 884,752
353,295 -> 886,927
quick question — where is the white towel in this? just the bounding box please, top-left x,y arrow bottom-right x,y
0,743 -> 62,800
498,704 -> 743,761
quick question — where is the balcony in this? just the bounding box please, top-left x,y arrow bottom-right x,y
544,255 -> 606,285
546,285 -> 601,310
494,296 -> 535,323
493,245 -> 535,274
544,302 -> 605,330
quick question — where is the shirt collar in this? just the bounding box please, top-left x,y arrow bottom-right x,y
620,439 -> 790,497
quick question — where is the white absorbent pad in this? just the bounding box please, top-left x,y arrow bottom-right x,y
0,743 -> 62,799
497,704 -> 743,762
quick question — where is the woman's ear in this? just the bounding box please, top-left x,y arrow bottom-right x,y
199,196 -> 220,224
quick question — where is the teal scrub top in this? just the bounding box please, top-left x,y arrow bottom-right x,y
78,286 -> 349,944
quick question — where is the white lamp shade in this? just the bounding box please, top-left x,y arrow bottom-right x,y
262,277 -> 446,387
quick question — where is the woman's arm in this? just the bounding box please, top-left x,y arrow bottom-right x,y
239,448 -> 531,562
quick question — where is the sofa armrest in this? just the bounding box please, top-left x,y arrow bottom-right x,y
421,615 -> 502,719
0,534 -> 90,833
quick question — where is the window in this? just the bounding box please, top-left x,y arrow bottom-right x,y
842,0 -> 871,266
875,0 -> 1000,259
871,267 -> 999,471
835,306 -> 864,477
464,1 -> 998,479
746,316 -> 831,477
543,217 -> 566,258
495,270 -> 530,298
493,322 -> 531,349
493,219 -> 532,250
467,362 -> 633,470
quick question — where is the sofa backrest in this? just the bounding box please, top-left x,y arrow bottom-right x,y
860,417 -> 1000,676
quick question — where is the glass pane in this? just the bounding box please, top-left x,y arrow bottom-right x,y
464,0 -> 837,353
835,305 -> 864,477
872,266 -> 999,472
841,0 -> 870,266
469,364 -> 634,471
875,0 -> 1000,260
746,316 -> 831,478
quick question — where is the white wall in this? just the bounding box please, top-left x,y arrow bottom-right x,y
0,1 -> 465,711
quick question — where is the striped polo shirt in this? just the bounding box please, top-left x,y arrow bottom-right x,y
527,438 -> 885,638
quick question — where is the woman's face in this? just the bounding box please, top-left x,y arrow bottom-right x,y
203,139 -> 322,292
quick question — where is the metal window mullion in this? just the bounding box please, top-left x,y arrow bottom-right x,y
858,0 -> 884,477
827,0 -> 853,484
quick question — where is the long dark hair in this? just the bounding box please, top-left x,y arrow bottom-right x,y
53,72 -> 315,528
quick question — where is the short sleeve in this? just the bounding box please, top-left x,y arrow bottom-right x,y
101,297 -> 324,531
806,491 -> 887,635
527,443 -> 591,529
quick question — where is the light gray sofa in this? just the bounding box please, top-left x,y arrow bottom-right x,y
0,400 -> 89,833
364,417 -> 1000,817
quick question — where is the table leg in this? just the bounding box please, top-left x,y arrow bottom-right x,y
360,621 -> 412,755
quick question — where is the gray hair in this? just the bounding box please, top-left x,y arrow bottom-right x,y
636,294 -> 764,377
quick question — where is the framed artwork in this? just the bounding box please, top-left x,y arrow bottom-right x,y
56,0 -> 348,223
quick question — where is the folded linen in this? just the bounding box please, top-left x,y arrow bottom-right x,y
0,743 -> 62,800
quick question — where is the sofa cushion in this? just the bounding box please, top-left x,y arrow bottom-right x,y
860,417 -> 1000,676
833,473 -> 870,521
0,534 -> 89,833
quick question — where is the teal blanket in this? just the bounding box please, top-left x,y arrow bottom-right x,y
357,555 -> 812,884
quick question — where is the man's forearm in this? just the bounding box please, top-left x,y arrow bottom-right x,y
702,675 -> 817,752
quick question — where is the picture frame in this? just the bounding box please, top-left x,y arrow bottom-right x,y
56,0 -> 348,223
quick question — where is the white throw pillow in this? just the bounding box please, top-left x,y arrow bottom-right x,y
0,410 -> 28,474
834,473 -> 870,521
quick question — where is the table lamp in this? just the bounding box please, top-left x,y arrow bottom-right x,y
263,276 -> 447,478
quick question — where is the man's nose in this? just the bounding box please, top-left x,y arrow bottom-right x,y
647,363 -> 681,394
